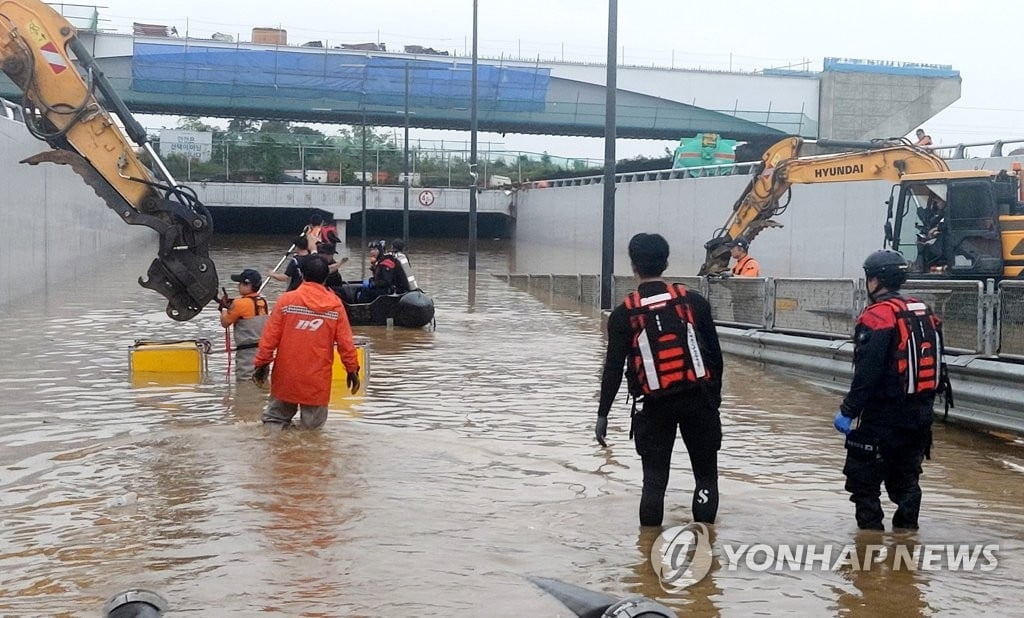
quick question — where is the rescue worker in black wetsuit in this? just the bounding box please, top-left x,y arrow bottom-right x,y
834,249 -> 949,530
361,240 -> 399,301
595,232 -> 724,526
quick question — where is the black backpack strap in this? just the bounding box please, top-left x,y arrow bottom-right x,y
940,363 -> 954,422
628,394 -> 639,441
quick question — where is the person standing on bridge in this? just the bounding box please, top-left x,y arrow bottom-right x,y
729,238 -> 760,277
595,232 -> 724,526
833,249 -> 950,531
914,129 -> 933,147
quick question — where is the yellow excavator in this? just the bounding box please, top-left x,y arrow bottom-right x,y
0,0 -> 217,319
699,136 -> 1024,279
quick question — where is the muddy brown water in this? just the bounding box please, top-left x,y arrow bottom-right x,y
1,237 -> 1022,617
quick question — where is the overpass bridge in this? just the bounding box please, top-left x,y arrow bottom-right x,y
0,27 -> 961,143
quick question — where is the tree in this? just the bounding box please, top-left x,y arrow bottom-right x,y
227,118 -> 257,133
176,116 -> 217,132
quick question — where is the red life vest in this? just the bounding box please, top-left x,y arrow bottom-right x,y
879,297 -> 944,395
624,284 -> 711,398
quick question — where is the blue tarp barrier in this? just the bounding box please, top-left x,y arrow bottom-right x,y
132,42 -> 550,112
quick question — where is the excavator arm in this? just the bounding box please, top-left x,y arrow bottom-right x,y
0,0 -> 217,320
698,136 -> 950,275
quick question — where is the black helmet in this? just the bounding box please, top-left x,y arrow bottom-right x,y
863,249 -> 908,286
368,240 -> 387,255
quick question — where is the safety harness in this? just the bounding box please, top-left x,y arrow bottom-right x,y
233,296 -> 270,351
879,296 -> 954,418
625,284 -> 711,399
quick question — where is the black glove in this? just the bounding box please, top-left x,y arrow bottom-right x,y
252,364 -> 270,387
595,415 -> 608,447
346,370 -> 361,394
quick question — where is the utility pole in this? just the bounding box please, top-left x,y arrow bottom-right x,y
600,0 -> 618,310
403,62 -> 411,245
468,0 -> 479,271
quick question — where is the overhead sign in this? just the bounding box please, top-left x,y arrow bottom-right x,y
159,129 -> 213,162
418,190 -> 435,207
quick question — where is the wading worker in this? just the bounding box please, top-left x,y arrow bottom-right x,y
729,238 -> 760,277
595,232 -> 724,526
833,250 -> 948,531
253,257 -> 360,430
218,268 -> 269,381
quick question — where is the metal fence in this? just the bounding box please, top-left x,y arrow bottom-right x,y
999,281 -> 1024,360
772,278 -> 862,337
900,280 -> 987,354
497,273 -> 1023,359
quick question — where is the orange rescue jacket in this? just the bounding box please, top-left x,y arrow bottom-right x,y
254,282 -> 360,406
732,255 -> 761,277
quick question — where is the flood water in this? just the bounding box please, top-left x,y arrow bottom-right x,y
1,236 -> 1023,617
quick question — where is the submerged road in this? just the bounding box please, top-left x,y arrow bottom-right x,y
0,238 -> 1022,616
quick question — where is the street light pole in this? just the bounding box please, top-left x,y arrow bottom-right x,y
403,62 -> 411,245
600,0 -> 618,310
361,111 -> 368,279
468,0 -> 479,271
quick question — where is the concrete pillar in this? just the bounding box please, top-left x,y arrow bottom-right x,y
818,70 -> 961,141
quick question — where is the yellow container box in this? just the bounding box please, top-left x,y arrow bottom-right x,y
130,340 -> 209,376
331,336 -> 370,392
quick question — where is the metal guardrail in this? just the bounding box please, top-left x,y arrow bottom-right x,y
497,273 -> 1021,360
528,162 -> 758,188
926,137 -> 1024,159
525,138 -> 1024,189
716,327 -> 1024,435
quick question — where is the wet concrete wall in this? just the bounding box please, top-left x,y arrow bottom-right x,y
0,117 -> 152,306
513,156 -> 1024,278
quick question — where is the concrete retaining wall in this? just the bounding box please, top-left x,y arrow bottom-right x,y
0,117 -> 152,306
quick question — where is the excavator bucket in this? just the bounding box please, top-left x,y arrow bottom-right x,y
1,1 -> 219,320
698,237 -> 733,276
21,149 -> 218,320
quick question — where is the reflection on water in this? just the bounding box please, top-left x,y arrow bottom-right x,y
0,236 -> 1022,616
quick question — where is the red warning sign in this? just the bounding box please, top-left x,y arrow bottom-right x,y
39,41 -> 67,74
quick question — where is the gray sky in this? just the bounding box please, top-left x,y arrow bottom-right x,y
89,0 -> 1021,159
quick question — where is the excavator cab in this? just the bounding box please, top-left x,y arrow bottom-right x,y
890,174 -> 1006,276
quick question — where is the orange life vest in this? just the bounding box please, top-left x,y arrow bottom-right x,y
878,297 -> 944,395
624,284 -> 711,398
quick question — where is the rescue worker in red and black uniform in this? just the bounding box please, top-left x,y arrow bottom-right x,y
358,240 -> 399,302
834,249 -> 948,530
595,232 -> 724,526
